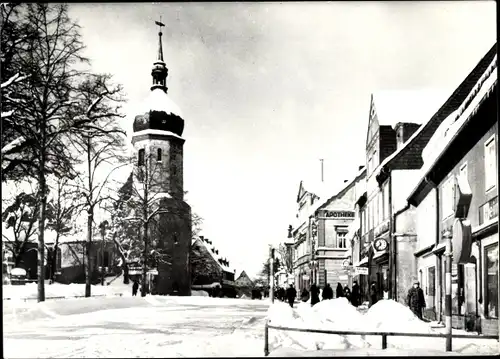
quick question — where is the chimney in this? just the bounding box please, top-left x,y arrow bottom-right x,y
395,122 -> 420,149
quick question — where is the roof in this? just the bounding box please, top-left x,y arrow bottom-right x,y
139,87 -> 183,119
192,236 -> 234,273
372,89 -> 451,128
375,43 -> 498,179
408,53 -> 497,205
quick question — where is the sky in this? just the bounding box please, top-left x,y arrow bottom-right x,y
67,1 -> 496,279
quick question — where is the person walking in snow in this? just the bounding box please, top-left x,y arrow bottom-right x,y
322,283 -> 333,300
310,283 -> 320,306
300,287 -> 310,302
369,282 -> 378,307
351,281 -> 360,307
344,286 -> 352,303
279,287 -> 286,301
132,280 -> 139,296
286,284 -> 297,308
407,281 -> 426,320
336,283 -> 344,298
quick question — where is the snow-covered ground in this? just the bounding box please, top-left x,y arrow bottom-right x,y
3,279 -> 131,300
267,298 -> 499,356
3,295 -> 270,358
3,295 -> 498,357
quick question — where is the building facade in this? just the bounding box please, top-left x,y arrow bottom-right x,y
408,47 -> 497,335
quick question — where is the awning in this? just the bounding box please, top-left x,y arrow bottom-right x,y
354,256 -> 368,267
346,217 -> 360,241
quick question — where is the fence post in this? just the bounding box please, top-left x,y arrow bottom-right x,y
264,321 -> 269,356
381,334 -> 387,349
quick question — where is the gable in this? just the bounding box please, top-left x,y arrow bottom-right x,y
296,181 -> 306,203
366,95 -> 380,150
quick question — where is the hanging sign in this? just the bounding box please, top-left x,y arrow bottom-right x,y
355,267 -> 368,275
452,218 -> 472,264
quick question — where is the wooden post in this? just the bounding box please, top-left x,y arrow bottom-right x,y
444,230 -> 453,352
270,247 -> 275,303
381,334 -> 387,349
264,321 -> 269,356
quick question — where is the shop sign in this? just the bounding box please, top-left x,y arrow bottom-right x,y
354,267 -> 368,275
479,196 -> 498,225
374,220 -> 390,237
321,210 -> 355,219
452,218 -> 472,265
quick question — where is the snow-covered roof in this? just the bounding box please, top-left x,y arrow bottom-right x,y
132,129 -> 184,140
137,88 -> 183,118
409,55 -> 497,200
372,89 -> 451,128
193,236 -> 234,273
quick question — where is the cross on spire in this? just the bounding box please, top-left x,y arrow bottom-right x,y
154,16 -> 165,62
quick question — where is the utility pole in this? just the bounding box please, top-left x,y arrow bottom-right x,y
444,230 -> 453,352
319,159 -> 324,183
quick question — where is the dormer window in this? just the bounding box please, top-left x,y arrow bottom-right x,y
157,148 -> 162,162
138,149 -> 145,166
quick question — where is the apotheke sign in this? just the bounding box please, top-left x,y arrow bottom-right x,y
321,210 -> 355,219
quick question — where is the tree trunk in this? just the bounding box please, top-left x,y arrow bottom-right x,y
141,220 -> 148,297
37,152 -> 47,302
85,210 -> 93,297
123,263 -> 130,284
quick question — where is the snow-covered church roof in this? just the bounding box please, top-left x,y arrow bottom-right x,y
192,236 -> 234,273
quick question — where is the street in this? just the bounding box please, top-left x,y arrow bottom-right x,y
3,296 -> 270,358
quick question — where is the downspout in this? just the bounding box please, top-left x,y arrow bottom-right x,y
388,172 -> 394,300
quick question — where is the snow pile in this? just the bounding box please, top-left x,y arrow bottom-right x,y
191,290 -> 209,297
268,299 -> 449,354
2,281 -> 129,300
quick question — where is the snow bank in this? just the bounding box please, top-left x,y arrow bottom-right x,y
268,299 -> 449,354
2,281 -> 129,300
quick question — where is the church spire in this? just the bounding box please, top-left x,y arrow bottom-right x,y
151,17 -> 168,92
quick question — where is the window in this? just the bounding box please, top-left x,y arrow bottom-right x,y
441,176 -> 454,219
373,195 -> 379,226
378,192 -> 383,224
138,149 -> 145,166
157,148 -> 162,162
459,162 -> 468,182
485,135 -> 496,192
428,266 -> 436,298
485,244 -> 498,318
336,230 -> 347,248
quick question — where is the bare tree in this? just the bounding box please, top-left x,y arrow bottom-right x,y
68,73 -> 127,297
276,243 -> 293,274
2,188 -> 39,269
45,175 -> 84,283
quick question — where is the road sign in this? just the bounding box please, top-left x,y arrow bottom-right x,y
354,267 -> 368,275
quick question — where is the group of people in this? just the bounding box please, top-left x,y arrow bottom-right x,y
275,280 -> 362,308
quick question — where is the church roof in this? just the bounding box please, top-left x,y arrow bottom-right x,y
132,22 -> 185,137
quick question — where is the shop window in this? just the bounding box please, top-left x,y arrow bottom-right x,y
485,244 -> 498,318
451,263 -> 465,315
484,135 -> 496,192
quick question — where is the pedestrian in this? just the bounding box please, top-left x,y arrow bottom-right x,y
344,286 -> 351,303
300,287 -> 310,302
310,283 -> 320,306
369,281 -> 378,307
351,280 -> 360,307
279,287 -> 285,302
407,281 -> 426,320
132,280 -> 139,296
336,283 -> 344,298
322,283 -> 333,300
286,283 -> 297,308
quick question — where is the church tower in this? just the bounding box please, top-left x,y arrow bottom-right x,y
131,20 -> 192,296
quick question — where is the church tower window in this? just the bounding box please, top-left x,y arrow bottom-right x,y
138,149 -> 145,166
157,148 -> 162,162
